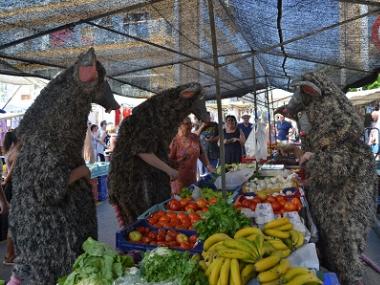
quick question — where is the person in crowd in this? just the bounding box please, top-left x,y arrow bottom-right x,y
224,115 -> 245,164
238,113 -> 253,156
276,114 -> 293,143
238,113 -> 253,140
169,117 -> 215,194
194,112 -> 219,175
2,130 -> 21,265
99,120 -> 110,148
90,124 -> 105,161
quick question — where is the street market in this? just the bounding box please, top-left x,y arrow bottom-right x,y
0,1 -> 380,285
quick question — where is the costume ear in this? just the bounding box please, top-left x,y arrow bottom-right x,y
77,48 -> 98,83
294,81 -> 321,97
180,83 -> 202,99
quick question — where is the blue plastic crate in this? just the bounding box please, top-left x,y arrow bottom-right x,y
116,219 -> 203,254
97,175 -> 108,201
137,199 -> 170,220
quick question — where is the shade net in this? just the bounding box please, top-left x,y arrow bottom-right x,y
0,0 -> 378,99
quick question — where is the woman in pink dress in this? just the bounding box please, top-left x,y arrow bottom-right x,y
169,117 -> 215,194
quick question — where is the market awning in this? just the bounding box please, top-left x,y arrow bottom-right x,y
0,1 -> 379,100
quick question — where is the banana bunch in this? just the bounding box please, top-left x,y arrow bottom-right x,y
202,228 -> 266,285
262,218 -> 304,252
256,261 -> 323,285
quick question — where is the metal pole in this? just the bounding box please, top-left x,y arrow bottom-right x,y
270,88 -> 278,147
252,56 -> 259,172
207,0 -> 226,195
265,76 -> 272,148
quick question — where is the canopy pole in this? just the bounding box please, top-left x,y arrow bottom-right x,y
270,88 -> 278,147
207,0 -> 226,196
252,56 -> 259,172
265,76 -> 272,148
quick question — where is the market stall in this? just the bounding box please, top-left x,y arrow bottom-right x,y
58,159 -> 341,285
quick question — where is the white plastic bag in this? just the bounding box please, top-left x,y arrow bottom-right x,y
214,168 -> 254,190
245,119 -> 267,161
287,243 -> 320,270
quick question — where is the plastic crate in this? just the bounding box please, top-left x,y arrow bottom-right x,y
137,199 -> 169,220
116,219 -> 203,254
97,175 -> 108,201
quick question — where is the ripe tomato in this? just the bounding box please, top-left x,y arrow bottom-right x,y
201,207 -> 208,212
276,196 -> 286,206
155,210 -> 166,218
252,197 -> 261,204
209,197 -> 218,205
167,229 -> 177,237
159,215 -> 170,223
142,237 -> 151,244
165,234 -> 175,242
283,201 -> 297,212
148,217 -> 158,225
291,197 -> 302,211
270,201 -> 281,212
188,213 -> 200,221
249,201 -> 257,211
196,198 -> 208,208
179,198 -> 191,208
136,226 -> 147,234
168,199 -> 181,211
179,241 -> 192,250
166,212 -> 177,219
168,241 -> 179,248
185,202 -> 198,212
241,199 -> 251,208
148,232 -> 157,241
267,196 -> 276,203
189,235 -> 197,244
156,233 -> 165,242
177,212 -> 188,220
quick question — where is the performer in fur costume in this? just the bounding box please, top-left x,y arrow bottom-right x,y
9,48 -> 120,284
109,83 -> 209,225
281,72 -> 377,285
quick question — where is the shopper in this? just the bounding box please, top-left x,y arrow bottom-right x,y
170,117 -> 214,194
276,114 -> 293,143
2,130 -> 20,265
238,113 -> 253,140
224,115 -> 245,164
195,112 -> 219,175
90,124 -> 105,161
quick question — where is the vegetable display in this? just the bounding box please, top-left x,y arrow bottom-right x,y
195,200 -> 251,240
58,238 -> 133,285
140,248 -> 208,285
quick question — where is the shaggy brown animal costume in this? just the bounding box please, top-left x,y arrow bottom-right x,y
109,83 -> 208,225
10,48 -> 119,284
282,73 -> 377,285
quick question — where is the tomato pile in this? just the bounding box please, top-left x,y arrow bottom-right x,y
148,210 -> 202,230
235,194 -> 302,215
127,226 -> 198,250
166,197 -> 216,212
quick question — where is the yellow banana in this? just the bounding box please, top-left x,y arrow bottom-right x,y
223,239 -> 253,253
276,223 -> 293,231
240,264 -> 256,285
272,259 -> 290,275
217,249 -> 254,261
206,257 -> 217,276
272,249 -> 291,258
295,231 -> 304,248
283,272 -> 322,285
234,227 -> 263,239
244,234 -> 260,242
208,241 -> 227,253
264,229 -> 290,239
209,258 -> 225,285
282,267 -> 311,282
257,269 -> 280,283
267,239 -> 288,250
264,218 -> 290,230
261,279 -> 281,285
230,258 -> 242,285
254,255 -> 281,272
199,260 -> 208,272
204,233 -> 232,251
219,258 -> 231,285
235,238 -> 261,259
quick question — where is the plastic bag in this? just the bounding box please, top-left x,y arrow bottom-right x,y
287,243 -> 320,270
214,168 -> 254,190
245,119 -> 267,161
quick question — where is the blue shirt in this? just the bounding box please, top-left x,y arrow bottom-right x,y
238,123 -> 253,139
276,120 -> 292,141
